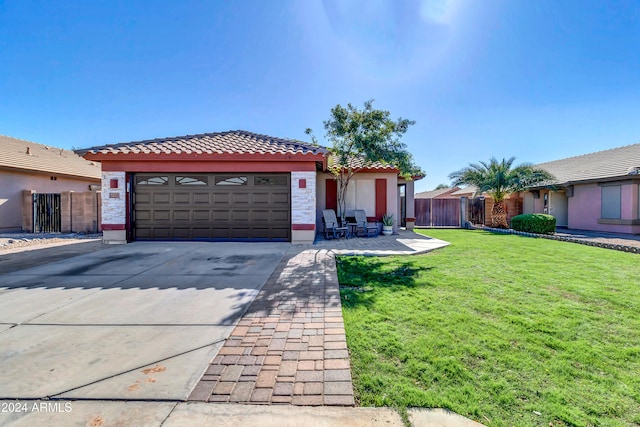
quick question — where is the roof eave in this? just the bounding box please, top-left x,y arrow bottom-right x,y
525,174 -> 640,190
0,165 -> 101,181
82,151 -> 327,162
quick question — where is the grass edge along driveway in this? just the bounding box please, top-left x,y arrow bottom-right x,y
337,229 -> 640,427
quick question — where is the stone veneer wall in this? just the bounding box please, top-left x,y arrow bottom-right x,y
101,171 -> 127,243
101,171 -> 126,225
291,171 -> 316,243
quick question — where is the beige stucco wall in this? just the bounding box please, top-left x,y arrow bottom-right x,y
0,170 -> 97,231
316,172 -> 399,233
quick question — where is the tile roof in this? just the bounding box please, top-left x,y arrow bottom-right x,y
536,142 -> 640,185
78,130 -> 328,157
450,186 -> 478,197
415,187 -> 461,199
327,155 -> 398,171
0,134 -> 101,180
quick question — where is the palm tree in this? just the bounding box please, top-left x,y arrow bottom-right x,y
449,157 -> 555,228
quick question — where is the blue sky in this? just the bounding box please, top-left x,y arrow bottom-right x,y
1,0 -> 639,192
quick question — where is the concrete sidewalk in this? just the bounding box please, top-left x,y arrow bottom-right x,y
311,229 -> 450,256
0,401 -> 485,426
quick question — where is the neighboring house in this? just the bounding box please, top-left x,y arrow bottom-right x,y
524,143 -> 640,234
415,187 -> 460,199
79,130 -> 420,244
0,135 -> 102,232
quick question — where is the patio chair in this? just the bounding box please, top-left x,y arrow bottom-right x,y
353,209 -> 378,237
322,209 -> 348,239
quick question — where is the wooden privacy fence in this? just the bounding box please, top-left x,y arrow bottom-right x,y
415,198 -> 486,227
415,198 -> 462,227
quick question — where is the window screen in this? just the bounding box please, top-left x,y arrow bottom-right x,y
601,185 -> 621,219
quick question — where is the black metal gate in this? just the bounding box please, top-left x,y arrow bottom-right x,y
33,193 -> 61,232
467,197 -> 485,225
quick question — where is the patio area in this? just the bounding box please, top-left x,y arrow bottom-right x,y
308,229 -> 450,256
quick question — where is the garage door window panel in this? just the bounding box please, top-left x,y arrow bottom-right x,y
215,176 -> 248,186
176,175 -> 208,186
255,176 -> 287,186
136,176 -> 169,185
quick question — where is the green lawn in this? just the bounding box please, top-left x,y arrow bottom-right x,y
337,229 -> 640,426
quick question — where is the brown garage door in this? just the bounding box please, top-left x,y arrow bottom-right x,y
133,173 -> 290,241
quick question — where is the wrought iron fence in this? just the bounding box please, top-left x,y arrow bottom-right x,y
33,193 -> 61,232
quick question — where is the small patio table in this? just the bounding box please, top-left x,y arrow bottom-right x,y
345,222 -> 358,239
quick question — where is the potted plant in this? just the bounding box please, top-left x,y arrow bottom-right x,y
405,217 -> 416,231
382,214 -> 394,236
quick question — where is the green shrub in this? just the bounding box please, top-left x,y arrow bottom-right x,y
510,213 -> 556,234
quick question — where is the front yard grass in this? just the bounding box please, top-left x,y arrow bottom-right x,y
337,229 -> 640,426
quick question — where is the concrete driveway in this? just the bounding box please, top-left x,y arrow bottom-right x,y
0,241 -> 288,400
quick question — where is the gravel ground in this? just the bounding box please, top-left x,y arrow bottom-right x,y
0,232 -> 102,251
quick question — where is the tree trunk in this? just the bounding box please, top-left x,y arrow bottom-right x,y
491,200 -> 509,228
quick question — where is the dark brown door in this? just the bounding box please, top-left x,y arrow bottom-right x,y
133,173 -> 290,241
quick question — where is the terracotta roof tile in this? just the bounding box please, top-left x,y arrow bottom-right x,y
327,155 -> 397,171
0,134 -> 101,180
78,130 -> 328,157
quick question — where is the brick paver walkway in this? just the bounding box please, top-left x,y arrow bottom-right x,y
188,248 -> 355,406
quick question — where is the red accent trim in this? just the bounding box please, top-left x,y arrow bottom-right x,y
110,179 -> 118,188
292,224 -> 315,230
99,160 -> 317,172
326,179 -> 337,211
375,179 -> 387,220
102,224 -> 126,230
299,178 -> 306,189
406,217 -> 416,222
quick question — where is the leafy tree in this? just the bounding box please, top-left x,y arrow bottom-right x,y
306,100 -> 423,220
449,157 -> 554,228
434,183 -> 449,190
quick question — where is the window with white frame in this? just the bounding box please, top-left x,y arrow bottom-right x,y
601,185 -> 621,219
